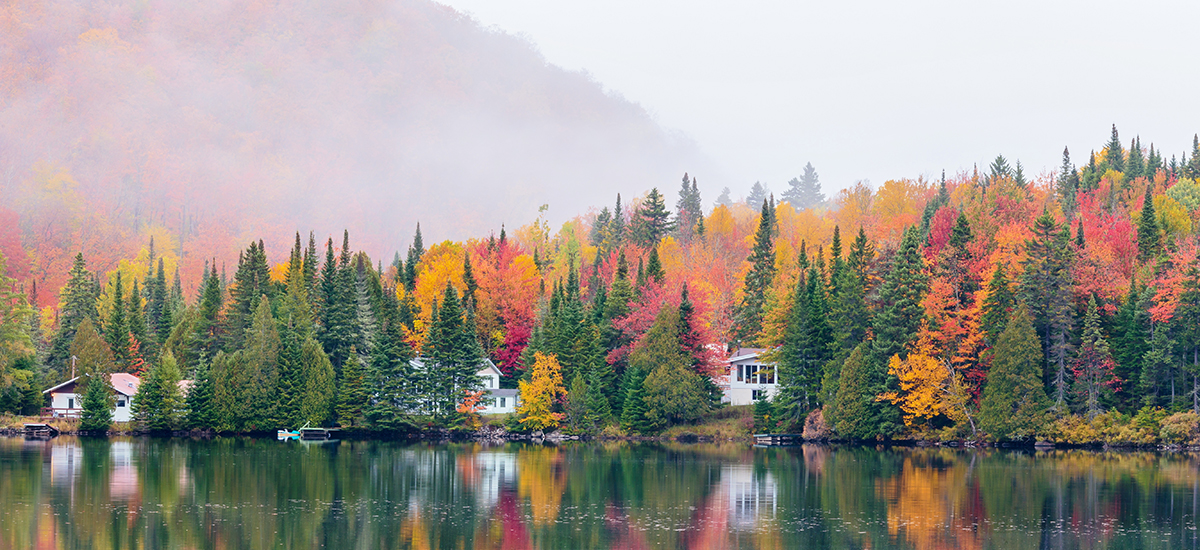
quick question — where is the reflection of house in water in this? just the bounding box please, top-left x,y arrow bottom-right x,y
474,451 -> 518,509
109,441 -> 138,500
50,442 -> 83,487
722,465 -> 777,530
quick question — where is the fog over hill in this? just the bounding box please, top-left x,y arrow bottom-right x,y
0,0 -> 706,283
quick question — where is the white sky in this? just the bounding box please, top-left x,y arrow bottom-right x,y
437,0 -> 1200,200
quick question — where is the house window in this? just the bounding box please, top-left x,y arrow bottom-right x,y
117,399 -> 125,407
763,365 -> 775,384
68,398 -> 74,409
736,364 -> 744,382
752,390 -> 766,401
500,397 -> 506,408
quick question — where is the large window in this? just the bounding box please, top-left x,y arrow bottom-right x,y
745,365 -> 775,385
736,364 -> 745,382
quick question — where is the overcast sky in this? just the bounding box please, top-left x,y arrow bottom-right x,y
437,0 -> 1200,201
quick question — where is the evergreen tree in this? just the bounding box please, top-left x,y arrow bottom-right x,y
226,240 -> 273,348
297,336 -> 336,426
1057,147 -> 1080,215
645,247 -> 664,285
1104,124 -> 1124,173
1147,143 -> 1163,177
828,344 -> 872,439
105,272 -> 129,370
674,173 -> 703,241
190,265 -> 223,367
1138,185 -> 1161,261
630,188 -> 674,246
872,227 -> 928,362
1111,279 -> 1150,412
619,365 -> 651,434
79,372 -> 113,433
131,350 -> 182,431
318,237 -> 355,371
980,263 -> 1014,347
1072,296 -> 1117,420
184,361 -> 216,429
781,162 -> 824,209
424,282 -> 485,419
715,187 -> 733,207
127,280 -> 150,363
48,253 -> 100,373
979,306 -> 1051,441
735,199 -> 776,344
988,155 -> 1012,183
336,350 -> 367,427
1125,137 -> 1145,181
746,182 -> 769,208
1189,134 -> 1200,179
70,318 -> 115,379
1019,210 -> 1075,411
1080,150 -> 1101,192
635,306 -> 710,428
1140,325 -> 1175,408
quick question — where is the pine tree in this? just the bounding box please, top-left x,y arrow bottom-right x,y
424,282 -> 485,420
226,240 -> 274,348
978,306 -> 1051,441
79,372 -> 113,433
645,247 -> 664,285
191,265 -> 223,366
872,227 -> 928,362
746,182 -> 769,208
735,199 -> 775,343
715,187 -> 733,207
674,173 -> 703,241
131,350 -> 182,431
1147,144 -> 1163,177
1138,185 -> 1162,261
1072,296 -> 1118,420
781,162 -> 824,209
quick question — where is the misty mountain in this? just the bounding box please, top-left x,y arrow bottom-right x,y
0,0 -> 705,267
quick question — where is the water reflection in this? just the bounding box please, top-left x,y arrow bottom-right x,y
2,438 -> 1199,549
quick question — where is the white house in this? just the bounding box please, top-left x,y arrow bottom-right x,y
409,357 -> 520,415
43,373 -> 142,422
723,348 -> 778,406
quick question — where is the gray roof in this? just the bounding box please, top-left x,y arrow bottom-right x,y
488,388 -> 519,398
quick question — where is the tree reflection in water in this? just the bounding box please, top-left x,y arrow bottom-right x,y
1,438 -> 1199,549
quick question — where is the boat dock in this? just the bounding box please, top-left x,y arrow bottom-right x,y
753,433 -> 803,446
299,427 -> 338,440
23,424 -> 60,439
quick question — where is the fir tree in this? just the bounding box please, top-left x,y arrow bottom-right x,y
872,227 -> 928,362
1057,147 -> 1080,215
1019,210 -> 1075,411
1138,185 -> 1161,261
79,372 -> 113,433
674,173 -> 703,241
336,350 -> 367,427
105,272 -> 129,370
226,240 -> 273,348
1187,134 -> 1200,179
1072,296 -> 1118,420
184,361 -> 216,429
1104,124 -> 1124,173
1140,325 -> 1175,408
424,282 -> 485,419
191,265 -> 223,366
828,344 -> 872,439
619,365 -> 651,434
735,199 -> 775,344
1111,279 -> 1150,412
980,263 -> 1014,347
1125,137 -> 1145,181
979,306 -> 1051,441
715,187 -> 733,207
781,162 -> 824,209
48,253 -> 100,373
746,182 -> 769,208
631,188 -> 674,246
645,247 -> 664,285
131,350 -> 182,431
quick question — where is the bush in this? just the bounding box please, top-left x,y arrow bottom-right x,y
1159,412 -> 1200,445
802,408 -> 832,440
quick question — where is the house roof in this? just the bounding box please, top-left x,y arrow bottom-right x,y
409,357 -> 502,378
43,373 -> 141,396
728,348 -> 767,363
488,388 -> 519,398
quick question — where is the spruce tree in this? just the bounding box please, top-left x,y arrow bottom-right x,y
735,199 -> 775,344
191,265 -> 223,366
48,253 -> 100,373
674,174 -> 703,241
746,182 -> 769,208
1103,124 -> 1124,173
1072,296 -> 1117,420
781,162 -> 824,209
424,282 -> 484,420
645,247 -> 664,285
979,306 -> 1051,441
336,351 -> 367,427
980,263 -> 1014,347
105,272 -> 129,370
1138,185 -> 1161,262
872,227 -> 928,362
1188,134 -> 1200,179
828,344 -> 873,439
1140,325 -> 1175,408
1125,137 -> 1145,181
79,372 -> 113,433
1111,279 -> 1150,412
619,365 -> 650,434
1057,147 -> 1080,215
226,240 -> 273,348
1019,210 -> 1075,411
131,350 -> 182,431
184,362 -> 216,429
715,187 -> 733,207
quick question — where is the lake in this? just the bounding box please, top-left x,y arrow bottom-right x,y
1,437 -> 1198,549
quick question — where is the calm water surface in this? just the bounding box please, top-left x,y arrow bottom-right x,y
2,436 -> 1199,549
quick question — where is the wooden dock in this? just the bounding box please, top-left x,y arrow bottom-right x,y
753,433 -> 803,446
299,427 -> 338,440
23,424 -> 60,439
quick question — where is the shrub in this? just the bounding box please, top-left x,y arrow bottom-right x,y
1159,412 -> 1200,445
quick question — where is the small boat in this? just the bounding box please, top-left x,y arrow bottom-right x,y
277,422 -> 309,441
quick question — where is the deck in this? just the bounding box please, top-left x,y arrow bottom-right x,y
753,433 -> 803,447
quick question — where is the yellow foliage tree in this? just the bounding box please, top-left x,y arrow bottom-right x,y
517,352 -> 566,431
878,335 -> 948,431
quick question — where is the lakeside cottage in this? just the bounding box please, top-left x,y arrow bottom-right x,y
723,348 -> 778,406
43,373 -> 142,422
408,357 -> 520,415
